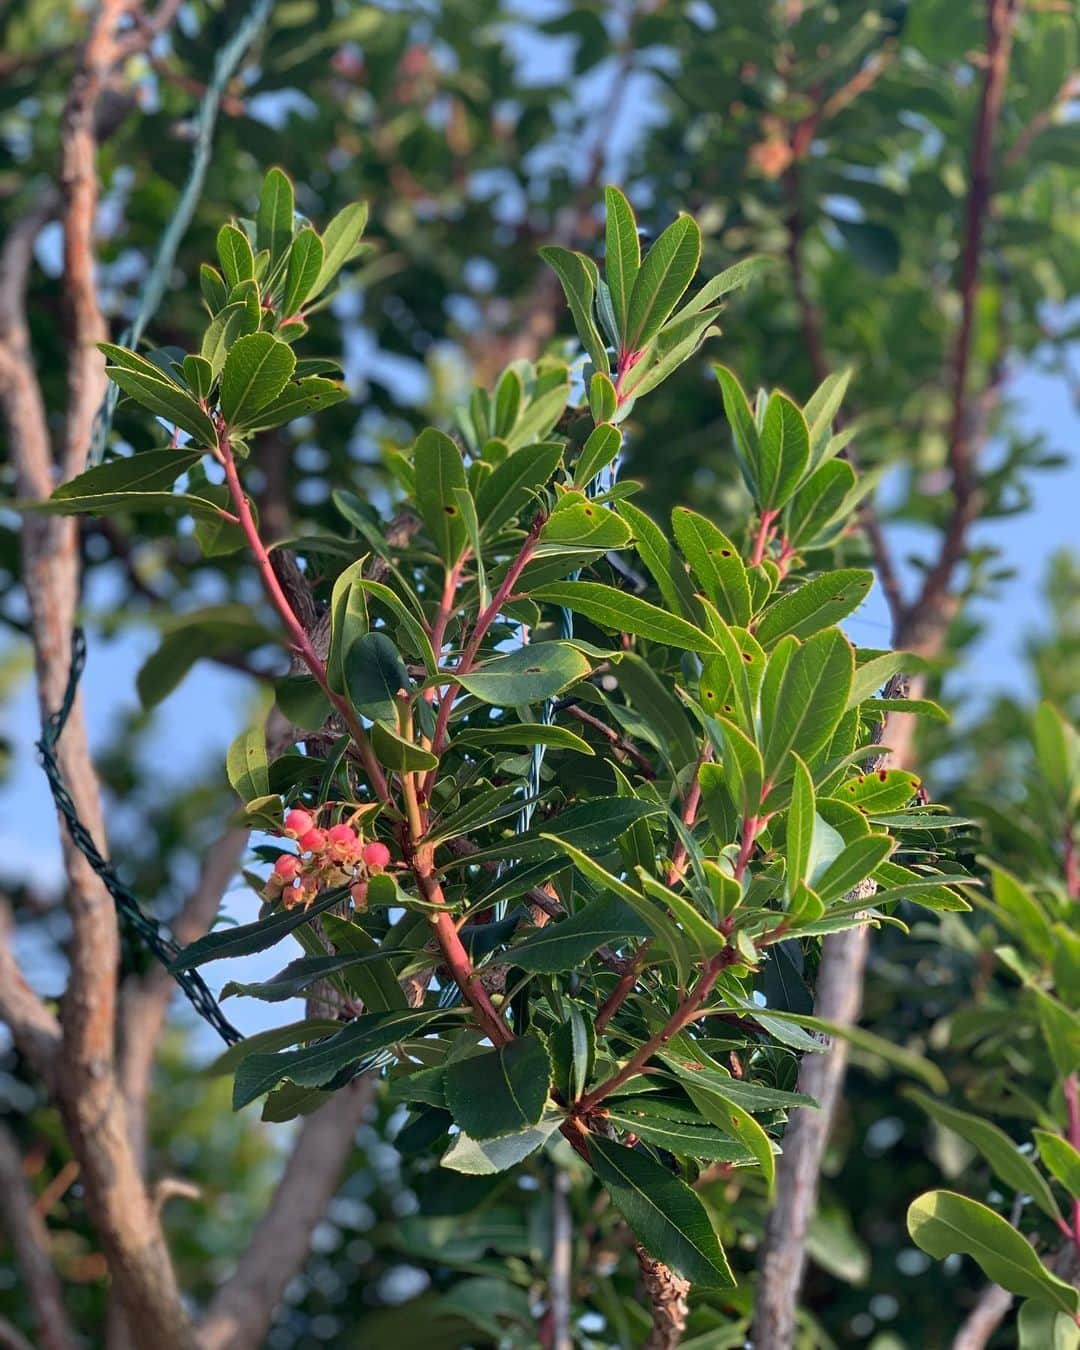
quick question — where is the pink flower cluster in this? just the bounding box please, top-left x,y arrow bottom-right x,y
263,807 -> 391,909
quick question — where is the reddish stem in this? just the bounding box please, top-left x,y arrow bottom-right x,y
595,754 -> 708,1035
219,436 -> 390,803
749,509 -> 778,567
1066,1074 -> 1080,1255
425,516 -> 545,775
577,951 -> 736,1113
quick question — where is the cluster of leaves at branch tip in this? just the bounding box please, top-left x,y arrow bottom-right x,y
46,170 -> 982,1289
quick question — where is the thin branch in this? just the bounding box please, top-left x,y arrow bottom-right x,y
199,1077 -> 375,1350
903,0 -> 1021,649
0,1125 -> 78,1350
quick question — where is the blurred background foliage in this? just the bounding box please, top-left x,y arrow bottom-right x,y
1,0 -> 1077,1345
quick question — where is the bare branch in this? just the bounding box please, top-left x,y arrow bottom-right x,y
199,1078 -> 375,1350
951,1282 -> 1014,1350
637,1244 -> 692,1350
0,1125 -> 78,1350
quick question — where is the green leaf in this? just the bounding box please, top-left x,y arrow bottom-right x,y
755,570 -> 873,647
281,226 -> 324,317
322,913 -> 408,1011
574,422 -> 622,488
614,651 -> 699,772
715,715 -> 764,817
276,381 -> 340,461
1018,1301 -> 1080,1350
171,886 -> 350,971
590,1137 -> 734,1287
452,723 -> 595,756
199,301 -> 254,378
475,440 -> 563,535
226,725 -> 269,802
234,1008 -> 452,1109
206,1018 -> 344,1077
345,632 -> 409,723
909,1092 -> 1064,1224
907,1191 -> 1079,1318
217,223 -> 255,288
493,368 -> 522,438
758,392 -> 811,510
847,651 -> 914,707
1033,1130 -> 1080,1201
762,629 -> 854,781
1034,701 -> 1076,806
679,254 -> 775,318
618,501 -> 697,617
624,214 -> 701,353
456,641 -> 590,706
445,1036 -> 551,1139
604,186 -> 641,341
589,371 -> 617,424
311,201 -> 368,299
533,581 -> 722,655
539,245 -> 609,375
256,167 -> 295,264
137,604 -> 273,706
541,491 -> 631,551
815,833 -> 893,903
413,427 -> 470,564
103,360 -> 218,446
672,508 -> 751,626
745,1011 -> 947,1093
713,365 -> 761,487
42,448 -> 200,509
679,1080 -> 779,1195
442,1108 -> 565,1175
510,896 -> 651,973
200,263 -> 228,312
458,796 -> 664,868
370,721 -> 438,772
326,556 -> 369,695
220,948 -> 411,1004
181,354 -> 214,400
220,333 -> 297,429
347,576 -> 438,675
786,753 -> 815,895
786,459 -> 858,546
637,871 -> 728,960
837,769 -> 921,815
606,1099 -> 761,1164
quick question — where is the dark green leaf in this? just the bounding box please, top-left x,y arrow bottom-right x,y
220,333 -> 297,428
510,896 -> 652,973
445,1036 -> 551,1139
755,570 -> 873,647
256,167 -> 295,263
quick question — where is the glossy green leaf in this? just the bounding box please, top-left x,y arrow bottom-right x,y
220,333 -> 297,428
604,186 -> 640,340
607,1099 -> 761,1163
754,570 -> 873,647
762,629 -> 854,781
370,720 -> 438,772
217,223 -> 255,288
589,1137 -> 734,1287
234,1008 -> 452,1108
456,641 -> 590,706
206,1019 -> 344,1077
452,723 -> 594,756
256,167 -> 294,263
345,631 -> 409,723
104,362 -> 218,447
445,1036 -> 551,1139
814,833 -> 893,903
171,886 -> 350,971
533,581 -> 722,654
475,440 -> 562,534
574,422 -> 622,488
413,427 -> 470,564
442,1108 -> 565,1175
758,391 -> 811,510
312,201 -> 368,298
618,501 -> 697,617
281,226 -> 324,317
672,508 -> 751,625
1033,1130 -> 1080,1201
625,214 -> 701,353
786,753 -> 815,894
539,245 -> 609,375
907,1191 -> 1079,1318
226,725 -> 269,802
909,1091 -> 1063,1223
510,897 -> 651,973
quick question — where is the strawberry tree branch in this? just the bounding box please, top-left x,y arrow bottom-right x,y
218,435 -> 390,803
